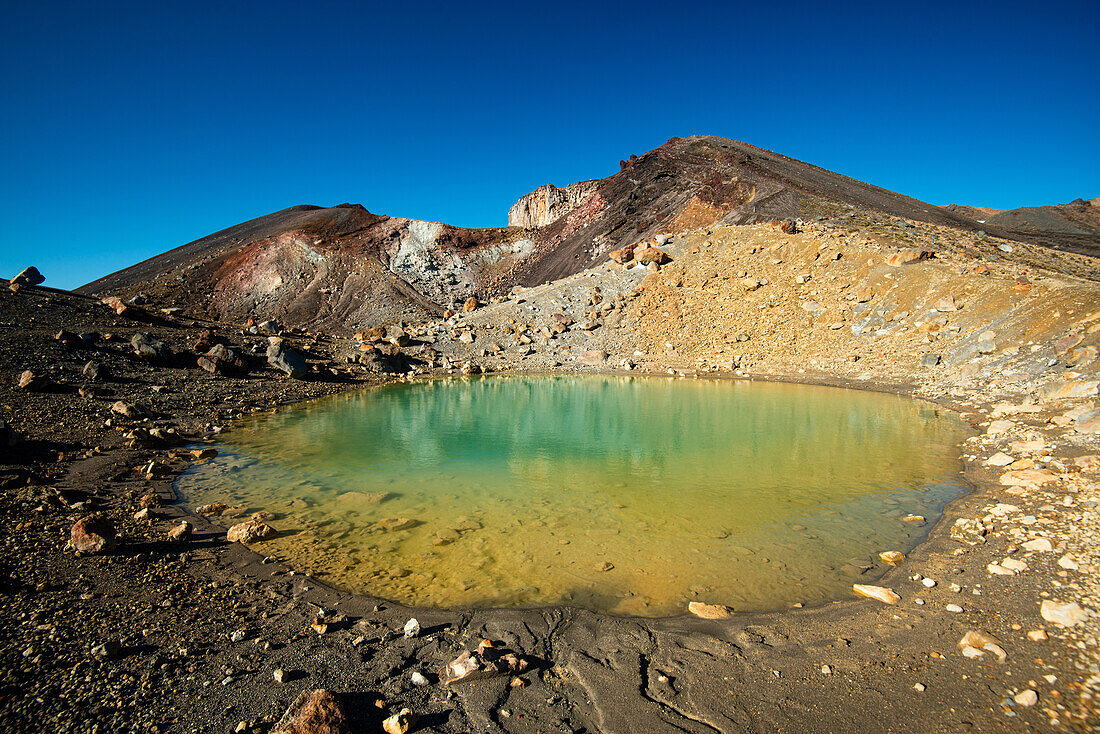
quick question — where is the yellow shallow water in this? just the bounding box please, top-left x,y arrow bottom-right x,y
176,375 -> 968,616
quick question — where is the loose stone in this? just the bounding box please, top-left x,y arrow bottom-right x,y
853,584 -> 900,604
687,601 -> 734,619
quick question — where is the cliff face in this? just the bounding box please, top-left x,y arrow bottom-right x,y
508,181 -> 600,228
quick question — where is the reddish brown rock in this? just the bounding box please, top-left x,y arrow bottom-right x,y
462,297 -> 480,312
634,247 -> 670,266
884,248 -> 932,266
608,245 -> 637,265
197,343 -> 250,375
100,296 -> 130,316
70,514 -> 117,555
272,689 -> 350,734
167,520 -> 193,543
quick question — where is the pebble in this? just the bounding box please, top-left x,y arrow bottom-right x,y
914,683 -> 926,692
946,603 -> 963,613
410,671 -> 430,687
403,618 -> 420,638
1013,689 -> 1038,707
922,578 -> 936,588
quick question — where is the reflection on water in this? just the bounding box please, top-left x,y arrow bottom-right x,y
176,375 -> 968,615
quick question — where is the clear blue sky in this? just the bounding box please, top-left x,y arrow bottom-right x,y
1,1 -> 1097,290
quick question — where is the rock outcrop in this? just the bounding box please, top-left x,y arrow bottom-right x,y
508,180 -> 600,228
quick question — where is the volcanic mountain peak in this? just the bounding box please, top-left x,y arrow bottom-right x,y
79,135 -> 1100,334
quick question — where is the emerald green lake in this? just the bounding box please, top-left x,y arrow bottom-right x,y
176,375 -> 969,616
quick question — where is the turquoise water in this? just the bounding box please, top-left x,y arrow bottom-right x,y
176,375 -> 968,615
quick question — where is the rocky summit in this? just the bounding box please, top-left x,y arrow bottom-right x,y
2,137 -> 1100,732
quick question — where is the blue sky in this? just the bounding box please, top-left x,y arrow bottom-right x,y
1,1 -> 1097,290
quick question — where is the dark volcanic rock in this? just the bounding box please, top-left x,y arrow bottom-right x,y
11,266 -> 44,286
267,341 -> 308,379
82,360 -> 110,381
17,370 -> 51,391
197,343 -> 250,375
131,332 -> 172,362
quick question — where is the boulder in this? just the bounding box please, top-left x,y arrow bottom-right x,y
82,361 -> 110,381
272,689 -> 350,734
197,343 -> 250,375
1040,600 -> 1089,627
608,246 -> 635,265
101,296 -> 131,316
634,247 -> 670,266
687,601 -> 734,619
167,520 -> 194,542
226,520 -> 276,543
382,709 -> 418,734
462,297 -> 480,312
131,332 -> 172,362
358,348 -> 406,374
11,266 -> 44,286
17,370 -> 51,391
70,514 -> 117,555
879,551 -> 906,565
54,329 -> 83,348
110,400 -> 148,420
444,643 -> 528,685
267,341 -> 308,379
258,319 -> 281,334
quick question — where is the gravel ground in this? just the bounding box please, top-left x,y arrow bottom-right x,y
2,214 -> 1100,732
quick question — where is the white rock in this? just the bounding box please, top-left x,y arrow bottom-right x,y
820,665 -> 831,675
987,563 -> 1015,576
985,452 -> 1015,467
273,668 -> 286,684
403,618 -> 420,638
1022,538 -> 1054,552
914,683 -> 926,692
946,604 -> 963,613
922,578 -> 936,588
957,630 -> 1007,662
1014,689 -> 1038,707
1001,558 -> 1028,572
410,671 -> 430,687
853,584 -> 900,604
1057,554 -> 1079,571
1040,600 -> 1089,627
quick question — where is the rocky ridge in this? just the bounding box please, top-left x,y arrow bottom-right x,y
78,137 -> 1100,343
